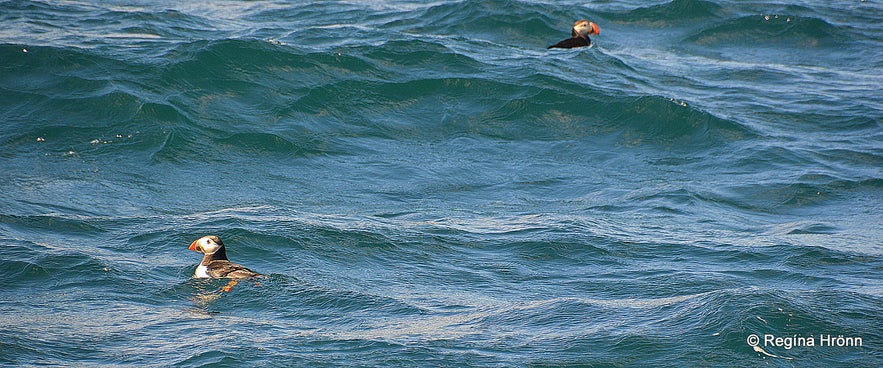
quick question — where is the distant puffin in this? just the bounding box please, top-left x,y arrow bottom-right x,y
188,235 -> 261,278
548,20 -> 600,49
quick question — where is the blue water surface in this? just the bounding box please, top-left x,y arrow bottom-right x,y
1,0 -> 881,366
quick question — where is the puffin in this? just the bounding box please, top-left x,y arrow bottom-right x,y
188,235 -> 261,279
548,19 -> 600,49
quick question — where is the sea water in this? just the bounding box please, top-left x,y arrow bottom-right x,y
1,0 -> 881,366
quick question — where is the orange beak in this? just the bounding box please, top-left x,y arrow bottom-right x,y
188,240 -> 199,252
589,22 -> 600,36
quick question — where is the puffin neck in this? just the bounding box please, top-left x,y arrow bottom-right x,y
200,246 -> 229,265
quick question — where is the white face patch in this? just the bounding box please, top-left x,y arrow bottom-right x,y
198,236 -> 221,255
572,21 -> 590,37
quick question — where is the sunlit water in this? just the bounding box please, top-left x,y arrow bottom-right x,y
1,0 -> 881,366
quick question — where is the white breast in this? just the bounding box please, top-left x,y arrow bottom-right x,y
194,264 -> 210,278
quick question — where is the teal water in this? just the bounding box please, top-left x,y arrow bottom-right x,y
1,0 -> 881,366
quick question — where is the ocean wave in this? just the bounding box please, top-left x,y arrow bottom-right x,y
383,0 -> 558,47
608,0 -> 722,25
0,237 -> 113,290
2,1 -> 882,366
0,27 -> 803,163
685,13 -> 844,49
215,132 -> 319,156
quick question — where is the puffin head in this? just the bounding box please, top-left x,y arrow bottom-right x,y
189,235 -> 224,255
572,20 -> 600,38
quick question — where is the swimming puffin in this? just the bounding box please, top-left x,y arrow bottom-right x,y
548,20 -> 600,49
188,235 -> 261,278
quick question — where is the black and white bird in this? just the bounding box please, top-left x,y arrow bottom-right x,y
188,235 -> 261,279
548,20 -> 600,49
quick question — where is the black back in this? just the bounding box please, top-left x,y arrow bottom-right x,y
548,36 -> 591,49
